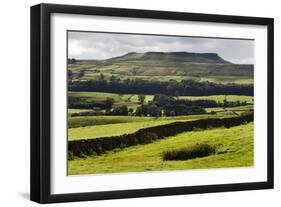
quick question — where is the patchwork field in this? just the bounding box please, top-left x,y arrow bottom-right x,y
67,51 -> 254,175
68,91 -> 253,112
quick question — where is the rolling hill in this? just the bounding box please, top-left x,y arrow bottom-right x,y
106,52 -> 231,64
68,52 -> 254,84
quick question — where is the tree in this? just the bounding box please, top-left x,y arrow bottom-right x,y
128,108 -> 134,115
112,105 -> 128,115
136,105 -> 147,116
138,95 -> 145,104
110,75 -> 119,82
68,79 -> 253,96
105,98 -> 114,109
99,73 -> 105,81
136,104 -> 161,117
153,94 -> 174,106
68,58 -> 76,64
163,104 -> 174,116
149,105 -> 161,117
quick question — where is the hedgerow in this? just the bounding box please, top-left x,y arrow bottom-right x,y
68,113 -> 253,159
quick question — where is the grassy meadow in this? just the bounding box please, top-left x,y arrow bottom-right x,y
68,123 -> 253,175
68,113 -> 238,140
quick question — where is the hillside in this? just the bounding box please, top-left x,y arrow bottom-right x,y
106,52 -> 231,64
68,52 -> 254,84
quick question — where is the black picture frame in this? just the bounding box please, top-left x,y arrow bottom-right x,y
30,3 -> 274,204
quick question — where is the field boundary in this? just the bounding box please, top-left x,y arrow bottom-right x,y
68,113 -> 253,158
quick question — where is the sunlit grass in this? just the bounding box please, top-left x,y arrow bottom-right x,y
68,123 -> 253,175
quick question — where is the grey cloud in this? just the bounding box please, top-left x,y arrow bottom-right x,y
68,31 -> 254,64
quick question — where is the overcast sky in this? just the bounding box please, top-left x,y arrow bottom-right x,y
68,31 -> 254,64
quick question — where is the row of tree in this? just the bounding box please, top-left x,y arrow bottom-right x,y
68,78 -> 253,96
153,94 -> 248,108
135,104 -> 206,117
69,94 -> 251,117
68,97 -> 114,109
134,94 -> 249,117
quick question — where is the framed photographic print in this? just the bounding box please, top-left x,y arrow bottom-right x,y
30,3 -> 274,203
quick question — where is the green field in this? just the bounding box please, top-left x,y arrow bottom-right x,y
68,108 -> 92,115
68,91 -> 253,112
68,115 -> 155,128
68,113 -> 239,129
179,95 -> 254,104
69,120 -> 176,140
68,113 -> 238,140
68,91 -> 154,110
205,105 -> 253,114
68,123 -> 253,175
67,92 -> 253,130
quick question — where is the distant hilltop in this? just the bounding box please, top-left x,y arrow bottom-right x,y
70,51 -> 233,64
105,51 -> 232,64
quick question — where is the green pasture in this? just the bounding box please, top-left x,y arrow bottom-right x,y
68,113 -> 235,140
205,105 -> 253,114
68,115 -> 156,128
179,95 -> 254,104
68,91 -> 154,110
68,109 -> 92,115
68,123 -> 253,175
